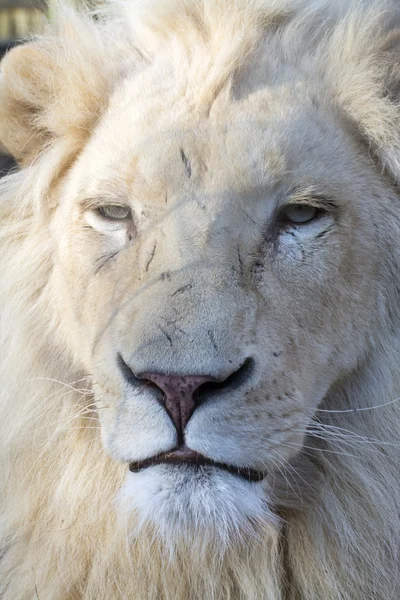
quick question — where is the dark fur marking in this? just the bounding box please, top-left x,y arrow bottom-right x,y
316,226 -> 332,239
171,283 -> 193,297
180,148 -> 192,178
145,241 -> 157,272
159,325 -> 173,347
94,250 -> 120,274
252,260 -> 265,283
237,245 -> 244,277
242,209 -> 257,226
207,329 -> 218,352
162,317 -> 188,336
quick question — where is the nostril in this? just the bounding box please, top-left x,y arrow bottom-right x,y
197,357 -> 255,403
117,353 -> 140,386
117,354 -> 162,396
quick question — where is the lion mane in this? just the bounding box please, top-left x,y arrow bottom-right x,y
1,1 -> 400,599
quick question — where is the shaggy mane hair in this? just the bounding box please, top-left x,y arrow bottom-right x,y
1,1 -> 400,598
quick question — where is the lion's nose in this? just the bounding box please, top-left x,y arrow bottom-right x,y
117,354 -> 254,443
138,373 -> 214,441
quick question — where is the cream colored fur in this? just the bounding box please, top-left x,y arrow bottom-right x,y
2,1 -> 400,599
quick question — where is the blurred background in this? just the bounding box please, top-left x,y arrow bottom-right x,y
0,0 -> 48,57
0,0 -> 100,56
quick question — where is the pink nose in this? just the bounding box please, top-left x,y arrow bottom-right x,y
139,373 -> 215,441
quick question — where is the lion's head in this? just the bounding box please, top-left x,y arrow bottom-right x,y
52,68 -> 385,540
2,1 -> 400,598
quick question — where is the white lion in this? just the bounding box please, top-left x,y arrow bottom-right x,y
1,0 -> 400,598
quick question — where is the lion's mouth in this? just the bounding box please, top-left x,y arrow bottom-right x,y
129,446 -> 266,483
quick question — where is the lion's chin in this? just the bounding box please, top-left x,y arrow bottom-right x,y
118,463 -> 276,554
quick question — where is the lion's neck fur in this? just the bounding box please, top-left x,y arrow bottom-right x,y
1,175 -> 400,600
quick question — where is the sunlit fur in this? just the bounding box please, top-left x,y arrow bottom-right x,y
2,1 -> 400,599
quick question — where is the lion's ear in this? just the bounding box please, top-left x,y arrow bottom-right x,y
374,26 -> 400,179
338,21 -> 400,183
0,22 -> 115,166
384,34 -> 400,113
0,43 -> 54,165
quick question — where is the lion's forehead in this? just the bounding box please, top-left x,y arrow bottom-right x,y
76,96 -> 355,213
68,44 -> 374,218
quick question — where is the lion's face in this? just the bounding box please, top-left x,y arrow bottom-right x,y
52,71 -> 382,539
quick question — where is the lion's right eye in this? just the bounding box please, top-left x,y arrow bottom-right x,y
280,204 -> 319,225
97,205 -> 131,220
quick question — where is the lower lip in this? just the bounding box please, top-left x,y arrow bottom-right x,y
129,460 -> 266,483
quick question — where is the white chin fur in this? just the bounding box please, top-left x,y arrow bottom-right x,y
118,464 -> 276,554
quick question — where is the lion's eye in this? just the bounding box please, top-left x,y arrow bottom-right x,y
281,204 -> 318,224
98,205 -> 131,220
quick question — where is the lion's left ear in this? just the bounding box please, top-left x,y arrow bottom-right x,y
0,14 -> 116,166
380,24 -> 400,96
329,13 -> 400,183
367,25 -> 400,179
373,26 -> 400,180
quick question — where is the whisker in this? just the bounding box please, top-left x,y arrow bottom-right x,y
273,450 -> 314,494
314,396 -> 400,414
29,376 -> 91,391
268,452 -> 304,503
281,441 -> 361,459
299,422 -> 400,450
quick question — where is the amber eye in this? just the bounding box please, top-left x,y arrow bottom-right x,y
98,205 -> 131,220
280,204 -> 319,225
